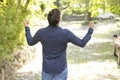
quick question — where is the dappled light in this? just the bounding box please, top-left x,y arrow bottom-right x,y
68,61 -> 119,80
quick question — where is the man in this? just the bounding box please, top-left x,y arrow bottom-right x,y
24,8 -> 94,80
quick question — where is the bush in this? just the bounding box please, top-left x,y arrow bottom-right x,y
0,0 -> 29,62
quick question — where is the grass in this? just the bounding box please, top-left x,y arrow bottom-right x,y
67,42 -> 115,64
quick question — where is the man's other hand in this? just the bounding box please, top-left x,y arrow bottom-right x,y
24,20 -> 29,27
89,21 -> 94,29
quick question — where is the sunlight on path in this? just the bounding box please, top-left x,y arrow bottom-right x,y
17,43 -> 42,73
68,61 -> 120,80
17,59 -> 42,73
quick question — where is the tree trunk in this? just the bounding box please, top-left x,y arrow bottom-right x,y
87,12 -> 92,21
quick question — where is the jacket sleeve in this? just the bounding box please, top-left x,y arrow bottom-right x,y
67,28 -> 93,47
25,27 -> 40,46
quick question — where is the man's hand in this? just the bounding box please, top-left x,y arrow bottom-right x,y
24,20 -> 29,27
89,21 -> 94,29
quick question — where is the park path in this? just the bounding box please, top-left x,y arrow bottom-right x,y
10,20 -> 120,80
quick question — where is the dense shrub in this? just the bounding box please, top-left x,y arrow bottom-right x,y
0,0 -> 29,62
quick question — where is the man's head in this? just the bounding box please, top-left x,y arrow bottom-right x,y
47,9 -> 61,27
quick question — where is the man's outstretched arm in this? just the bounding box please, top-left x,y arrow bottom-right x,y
24,20 -> 40,46
67,21 -> 94,47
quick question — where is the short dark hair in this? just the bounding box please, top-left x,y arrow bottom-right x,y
47,9 -> 61,27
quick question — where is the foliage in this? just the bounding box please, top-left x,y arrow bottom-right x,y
107,0 -> 120,16
89,0 -> 120,17
59,0 -> 87,15
0,0 -> 30,62
25,0 -> 57,27
28,0 -> 56,18
0,0 -> 57,62
57,0 -> 120,18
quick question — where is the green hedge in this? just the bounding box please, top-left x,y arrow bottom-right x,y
0,0 -> 29,62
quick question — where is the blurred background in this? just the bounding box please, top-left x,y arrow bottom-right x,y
0,0 -> 120,80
